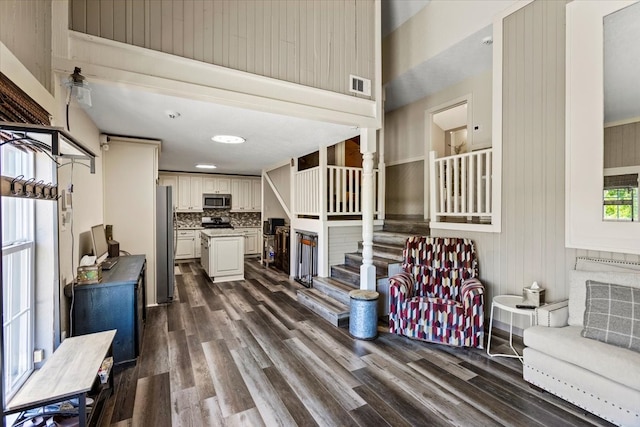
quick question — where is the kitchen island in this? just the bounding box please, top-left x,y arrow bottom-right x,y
200,229 -> 245,282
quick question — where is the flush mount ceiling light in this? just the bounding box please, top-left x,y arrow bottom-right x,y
165,111 -> 181,119
211,135 -> 245,144
196,164 -> 217,169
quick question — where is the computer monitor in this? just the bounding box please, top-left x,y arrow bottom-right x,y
90,224 -> 109,265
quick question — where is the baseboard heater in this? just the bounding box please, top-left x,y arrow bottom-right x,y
295,231 -> 317,288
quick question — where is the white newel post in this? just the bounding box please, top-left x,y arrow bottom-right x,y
360,128 -> 376,291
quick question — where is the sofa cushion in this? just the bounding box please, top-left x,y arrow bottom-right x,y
524,325 -> 640,392
406,266 -> 474,300
567,270 -> 640,326
582,281 -> 640,352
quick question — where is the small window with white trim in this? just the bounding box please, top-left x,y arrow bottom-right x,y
603,174 -> 639,222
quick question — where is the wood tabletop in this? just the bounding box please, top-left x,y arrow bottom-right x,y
6,330 -> 116,412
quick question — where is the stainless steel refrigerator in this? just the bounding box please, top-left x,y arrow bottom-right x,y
156,186 -> 175,303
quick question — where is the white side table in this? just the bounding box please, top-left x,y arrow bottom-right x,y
486,295 -> 537,362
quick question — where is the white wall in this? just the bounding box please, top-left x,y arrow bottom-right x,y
604,121 -> 640,168
69,0 -> 376,99
0,0 -> 52,92
382,1 -> 517,84
53,76 -> 104,340
385,161 -> 424,217
264,166 -> 290,223
328,225 -> 362,267
103,138 -> 159,305
384,71 -> 492,164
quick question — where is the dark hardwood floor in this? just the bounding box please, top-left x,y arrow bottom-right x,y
98,259 -> 613,427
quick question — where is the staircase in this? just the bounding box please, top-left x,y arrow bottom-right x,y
296,218 -> 430,327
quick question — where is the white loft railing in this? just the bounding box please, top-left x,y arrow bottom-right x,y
327,166 -> 379,216
295,166 -> 321,215
294,165 -> 379,217
430,149 -> 493,222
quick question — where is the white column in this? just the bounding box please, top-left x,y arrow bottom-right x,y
360,128 -> 376,291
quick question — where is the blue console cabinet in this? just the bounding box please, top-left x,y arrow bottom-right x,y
70,255 -> 146,365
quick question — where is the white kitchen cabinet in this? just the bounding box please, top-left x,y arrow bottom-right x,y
203,176 -> 231,194
231,178 -> 260,212
235,228 -> 260,255
175,230 -> 196,259
158,175 -> 178,210
250,179 -> 262,210
209,235 -> 244,282
177,175 -> 203,211
231,179 -> 251,211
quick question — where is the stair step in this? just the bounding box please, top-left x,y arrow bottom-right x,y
344,252 -> 401,276
330,263 -> 386,287
330,264 -> 361,287
372,231 -> 412,246
358,241 -> 405,262
312,276 -> 357,305
297,288 -> 350,327
383,218 -> 430,235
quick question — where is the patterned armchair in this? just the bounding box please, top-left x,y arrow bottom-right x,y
389,236 -> 484,348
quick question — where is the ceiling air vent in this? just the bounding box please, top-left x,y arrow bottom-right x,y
349,75 -> 371,96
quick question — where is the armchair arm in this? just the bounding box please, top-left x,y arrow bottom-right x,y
388,272 -> 416,334
389,271 -> 416,304
535,300 -> 568,327
461,277 -> 484,309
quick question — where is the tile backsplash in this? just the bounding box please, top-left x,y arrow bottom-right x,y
176,209 -> 261,228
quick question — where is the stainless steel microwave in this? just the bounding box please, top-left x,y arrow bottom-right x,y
203,194 -> 231,209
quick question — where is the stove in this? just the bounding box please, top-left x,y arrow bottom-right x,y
201,216 -> 234,229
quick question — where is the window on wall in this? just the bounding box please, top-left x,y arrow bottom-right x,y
603,174 -> 639,222
1,144 -> 35,399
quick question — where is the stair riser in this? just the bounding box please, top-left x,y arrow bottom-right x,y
372,234 -> 410,246
311,280 -> 352,305
344,253 -> 400,276
330,266 -> 361,287
383,221 -> 430,235
296,291 -> 349,327
358,243 -> 404,261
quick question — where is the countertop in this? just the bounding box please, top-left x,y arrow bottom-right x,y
176,225 -> 260,230
201,229 -> 246,238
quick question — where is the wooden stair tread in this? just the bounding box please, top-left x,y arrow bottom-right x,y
312,276 -> 358,292
296,288 -> 350,327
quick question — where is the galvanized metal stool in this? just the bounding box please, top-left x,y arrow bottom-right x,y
349,290 -> 379,340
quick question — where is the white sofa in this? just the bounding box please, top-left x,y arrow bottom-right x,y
522,258 -> 640,427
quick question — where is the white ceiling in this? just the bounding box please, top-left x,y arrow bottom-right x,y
82,82 -> 359,176
432,103 -> 467,131
604,1 -> 640,125
78,0 -> 484,175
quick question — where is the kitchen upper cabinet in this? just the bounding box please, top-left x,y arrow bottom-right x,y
177,176 -> 203,212
203,176 -> 231,194
251,179 -> 262,210
231,179 -> 251,211
231,178 -> 261,212
158,175 -> 178,210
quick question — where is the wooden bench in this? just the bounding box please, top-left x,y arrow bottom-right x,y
5,330 -> 116,427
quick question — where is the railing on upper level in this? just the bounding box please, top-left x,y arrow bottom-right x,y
429,149 -> 493,223
295,167 -> 321,216
294,165 -> 379,217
